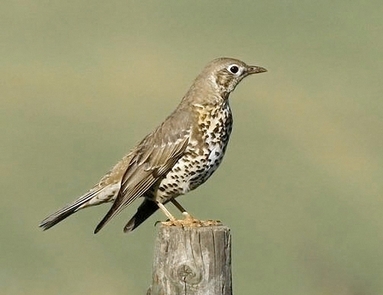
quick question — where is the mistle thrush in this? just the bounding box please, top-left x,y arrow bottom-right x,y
39,57 -> 267,233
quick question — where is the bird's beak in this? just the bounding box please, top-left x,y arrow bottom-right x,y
247,65 -> 267,75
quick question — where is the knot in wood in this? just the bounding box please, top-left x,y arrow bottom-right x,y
177,263 -> 202,285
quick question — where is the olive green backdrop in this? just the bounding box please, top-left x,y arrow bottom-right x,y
1,1 -> 383,294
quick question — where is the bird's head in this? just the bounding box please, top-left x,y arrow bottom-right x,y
200,57 -> 267,97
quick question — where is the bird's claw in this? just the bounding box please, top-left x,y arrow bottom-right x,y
160,217 -> 222,228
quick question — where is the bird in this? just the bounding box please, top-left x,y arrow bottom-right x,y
39,57 -> 267,234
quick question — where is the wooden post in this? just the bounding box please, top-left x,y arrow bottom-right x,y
147,224 -> 232,295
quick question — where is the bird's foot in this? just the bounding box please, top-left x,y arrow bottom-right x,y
160,213 -> 222,228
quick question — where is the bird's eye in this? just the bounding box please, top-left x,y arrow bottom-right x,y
228,65 -> 239,74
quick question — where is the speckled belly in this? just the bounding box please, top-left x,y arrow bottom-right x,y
155,102 -> 233,203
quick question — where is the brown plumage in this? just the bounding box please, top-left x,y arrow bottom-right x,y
39,57 -> 267,233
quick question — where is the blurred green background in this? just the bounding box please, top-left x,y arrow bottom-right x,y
1,1 -> 383,294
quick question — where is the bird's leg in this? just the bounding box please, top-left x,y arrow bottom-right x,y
156,201 -> 176,221
170,198 -> 194,220
171,198 -> 223,227
159,199 -> 222,228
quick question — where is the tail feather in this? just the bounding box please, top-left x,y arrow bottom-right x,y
39,186 -> 112,231
123,199 -> 159,233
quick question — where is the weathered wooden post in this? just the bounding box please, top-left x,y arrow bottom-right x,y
147,224 -> 232,295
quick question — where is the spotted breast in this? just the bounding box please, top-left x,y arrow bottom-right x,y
155,100 -> 233,203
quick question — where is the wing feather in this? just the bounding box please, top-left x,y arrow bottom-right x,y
94,129 -> 189,233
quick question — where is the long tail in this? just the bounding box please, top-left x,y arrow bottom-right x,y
123,198 -> 159,233
39,185 -> 116,231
